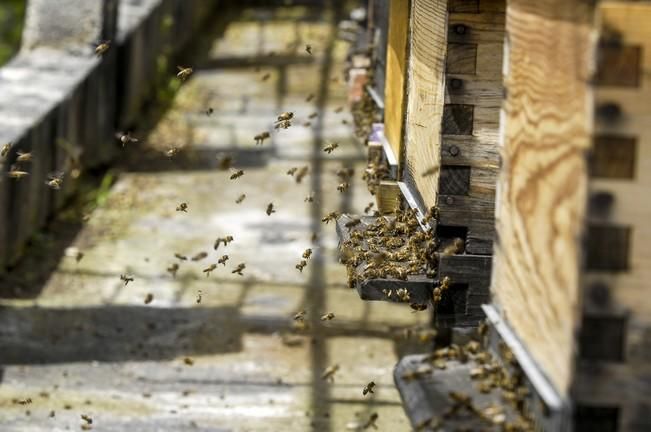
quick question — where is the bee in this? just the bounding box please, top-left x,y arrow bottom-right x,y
174,253 -> 188,261
261,72 -> 271,81
341,119 -> 349,125
364,202 -> 375,214
303,121 -> 311,128
254,131 -> 270,145
7,165 -> 29,179
293,310 -> 306,321
205,107 -> 214,116
320,312 -> 335,321
1,142 -> 12,157
295,260 -> 307,272
95,40 -> 111,56
277,112 -> 294,122
336,167 -> 354,180
235,194 -> 246,204
421,165 -> 440,177
144,293 -> 153,304
337,182 -> 349,193
344,217 -> 361,228
196,290 -> 202,304
396,288 -> 410,302
302,248 -> 312,260
295,166 -> 309,183
306,94 -> 315,102
363,413 -> 379,430
321,364 -> 339,382
183,357 -> 194,366
81,414 -> 93,424
120,274 -> 134,286
230,169 -> 244,180
203,264 -> 217,276
115,132 -> 138,147
176,66 -> 193,81
46,172 -> 64,190
321,212 -> 339,224
213,235 -> 234,250
191,252 -> 208,261
16,151 -> 32,162
305,44 -> 313,55
218,255 -> 229,266
442,238 -> 464,255
266,203 -> 276,215
311,232 -> 318,243
440,276 -> 451,291
217,155 -> 233,170
334,106 -> 344,113
308,112 -> 318,119
304,192 -> 314,203
167,263 -> 179,278
362,381 -> 376,396
323,142 -> 339,154
166,147 -> 180,157
176,202 -> 188,212
232,263 -> 246,275
287,167 -> 298,176
410,303 -> 428,312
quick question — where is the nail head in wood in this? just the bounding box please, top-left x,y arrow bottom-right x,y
454,24 -> 467,35
446,196 -> 455,205
449,145 -> 460,157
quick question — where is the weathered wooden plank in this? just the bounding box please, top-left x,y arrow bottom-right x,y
442,104 -> 474,135
439,166 -> 470,196
402,0 -> 447,210
448,12 -> 505,44
383,0 -> 409,162
595,43 -> 641,88
590,134 -> 636,179
491,0 -> 595,396
446,43 -> 477,74
441,135 -> 500,167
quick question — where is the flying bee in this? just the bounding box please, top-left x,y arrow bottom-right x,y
295,260 -> 307,272
334,106 -> 344,114
196,290 -> 202,304
337,182 -> 349,193
191,252 -> 208,261
183,357 -> 194,366
144,293 -> 153,304
336,167 -> 354,180
230,169 -> 244,180
364,202 -> 375,214
167,263 -> 179,278
205,107 -> 214,116
302,248 -> 312,260
254,131 -> 270,145
363,413 -> 379,430
293,310 -> 306,321
344,217 -> 361,228
235,194 -> 246,204
306,93 -> 315,102
232,263 -> 246,275
95,40 -> 111,56
303,121 -> 311,128
295,166 -> 309,183
1,142 -> 12,157
321,364 -> 339,382
115,132 -> 138,147
166,147 -> 180,157
305,44 -> 313,55
218,255 -> 229,266
16,151 -> 32,162
321,212 -> 339,224
277,112 -> 294,122
266,203 -> 276,216
421,165 -> 440,178
214,235 -> 234,250
174,253 -> 188,261
203,264 -> 217,276
308,112 -> 318,119
120,274 -> 134,286
323,142 -> 339,154
7,166 -> 29,179
261,72 -> 271,81
176,202 -> 188,212
287,167 -> 298,176
217,155 -> 233,170
341,119 -> 349,125
81,414 -> 93,424
46,172 -> 64,190
304,192 -> 314,203
362,381 -> 376,396
176,66 -> 193,81
320,312 -> 335,321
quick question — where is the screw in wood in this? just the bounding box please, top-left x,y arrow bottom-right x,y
449,145 -> 460,157
445,196 -> 455,205
454,24 -> 467,35
449,78 -> 463,90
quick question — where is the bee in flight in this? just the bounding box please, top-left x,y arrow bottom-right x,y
364,202 -> 375,214
214,235 -> 234,250
254,132 -> 270,145
176,202 -> 188,212
167,263 -> 179,278
1,142 -> 12,158
95,40 -> 111,57
176,66 -> 193,81
293,310 -> 306,321
16,151 -> 32,162
287,167 -> 298,176
230,169 -> 244,180
362,381 -> 376,396
305,44 -> 313,55
120,274 -> 134,286
323,142 -> 339,154
261,72 -> 271,81
295,166 -> 309,183
321,212 -> 339,224
191,251 -> 208,262
295,260 -> 307,272
266,203 -> 276,216
304,192 -> 314,203
115,132 -> 138,147
46,172 -> 64,190
306,93 -> 315,102
302,249 -> 312,260
203,264 -> 217,276
144,293 -> 153,304
166,147 -> 180,158
232,263 -> 246,276
218,255 -> 229,266
217,155 -> 233,170
196,290 -> 203,304
337,182 -> 349,193
321,364 -> 339,382
235,194 -> 246,204
174,253 -> 188,261
320,312 -> 335,321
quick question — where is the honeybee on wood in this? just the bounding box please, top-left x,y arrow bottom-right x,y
217,155 -> 233,170
183,357 -> 194,366
320,312 -> 335,321
176,202 -> 188,212
95,40 -> 111,56
254,131 -> 270,145
362,381 -> 376,396
323,142 -> 339,154
174,253 -> 188,261
46,172 -> 64,190
120,274 -> 134,286
203,264 -> 217,276
191,252 -> 208,261
295,166 -> 309,183
176,66 -> 193,81
305,44 -> 313,55
295,260 -> 307,272
144,293 -> 153,304
230,169 -> 244,180
167,263 -> 179,278
7,165 -> 29,179
115,132 -> 138,147
232,263 -> 246,275
321,364 -> 339,382
337,182 -> 349,193
235,194 -> 246,204
196,290 -> 202,304
302,248 -> 312,260
218,255 -> 229,266
304,192 -> 314,203
306,93 -> 315,102
321,212 -> 339,224
1,142 -> 12,157
266,203 -> 276,215
16,151 -> 32,162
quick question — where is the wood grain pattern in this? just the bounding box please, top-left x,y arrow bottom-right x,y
491,0 -> 595,396
376,180 -> 402,214
401,0 -> 448,211
383,0 -> 409,162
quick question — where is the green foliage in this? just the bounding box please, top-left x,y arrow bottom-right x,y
0,0 -> 25,66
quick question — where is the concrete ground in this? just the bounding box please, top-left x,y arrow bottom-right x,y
0,4 -> 430,431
